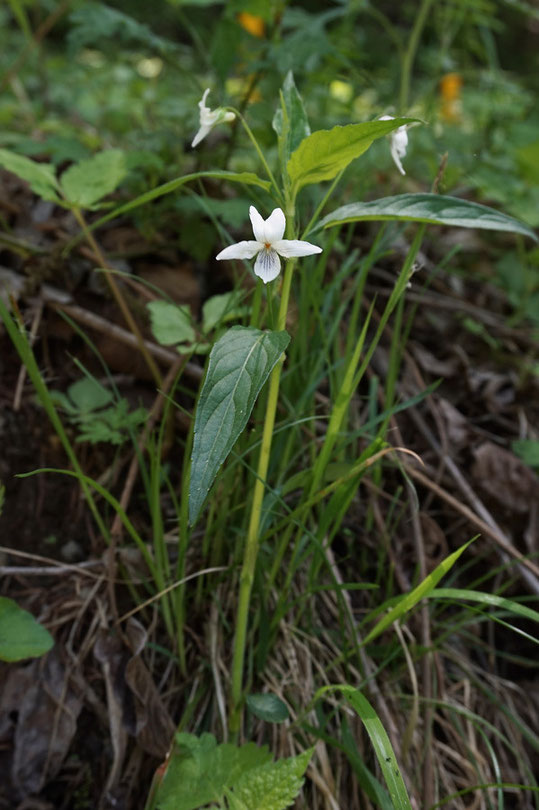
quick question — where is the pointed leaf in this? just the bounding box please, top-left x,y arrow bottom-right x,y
0,597 -> 54,662
189,326 -> 290,524
287,118 -> 415,194
227,748 -> 314,810
60,149 -> 126,208
272,71 -> 311,160
317,193 -> 537,241
363,540 -> 474,645
0,148 -> 60,201
341,688 -> 412,810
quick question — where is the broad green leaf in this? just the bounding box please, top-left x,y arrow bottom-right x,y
202,290 -> 248,333
287,118 -> 414,194
272,71 -> 311,160
247,693 -> 290,723
147,300 -> 196,346
341,687 -> 412,810
362,540 -> 474,645
155,732 -> 272,810
317,193 -> 537,241
60,149 -> 126,208
227,748 -> 313,810
0,148 -> 60,201
189,326 -> 290,524
0,596 -> 54,662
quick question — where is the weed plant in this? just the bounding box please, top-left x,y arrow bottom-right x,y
0,3 -> 538,810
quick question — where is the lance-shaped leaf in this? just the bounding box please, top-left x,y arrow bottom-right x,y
189,326 -> 290,524
272,71 -> 311,160
0,148 -> 60,202
287,118 -> 414,194
316,193 -> 537,241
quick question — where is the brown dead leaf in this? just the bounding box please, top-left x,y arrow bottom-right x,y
413,346 -> 459,378
93,618 -> 174,797
1,650 -> 82,798
419,513 -> 448,569
437,398 -> 473,448
471,441 -> 539,513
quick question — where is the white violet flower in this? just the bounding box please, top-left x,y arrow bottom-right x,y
380,115 -> 408,176
192,88 -> 235,148
216,206 -> 323,284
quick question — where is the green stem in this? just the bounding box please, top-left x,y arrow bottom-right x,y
399,0 -> 435,113
229,251 -> 296,735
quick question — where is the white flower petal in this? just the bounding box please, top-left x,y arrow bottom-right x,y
263,208 -> 286,244
273,239 -> 323,258
216,241 -> 262,260
390,140 -> 406,175
249,206 -> 266,243
254,248 -> 281,283
200,88 -> 211,109
192,124 -> 212,148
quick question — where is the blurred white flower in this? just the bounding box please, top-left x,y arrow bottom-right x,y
192,88 -> 235,148
380,115 -> 408,176
216,206 -> 322,284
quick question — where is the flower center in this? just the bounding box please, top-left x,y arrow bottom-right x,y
264,242 -> 271,249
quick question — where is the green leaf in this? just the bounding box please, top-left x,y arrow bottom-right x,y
340,688 -> 412,810
155,733 -> 272,810
316,193 -> 538,241
512,439 -> 539,469
147,300 -> 196,346
272,71 -> 311,160
227,747 -> 313,810
0,148 -> 60,201
86,170 -> 272,236
431,588 -> 539,634
363,540 -> 474,645
60,149 -> 126,208
202,290 -> 248,333
67,377 -> 114,414
247,693 -> 290,723
0,596 -> 54,662
287,118 -> 414,194
189,326 -> 290,524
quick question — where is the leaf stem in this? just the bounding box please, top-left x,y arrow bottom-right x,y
229,251 -> 295,736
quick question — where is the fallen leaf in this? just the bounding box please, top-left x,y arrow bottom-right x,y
471,441 -> 539,513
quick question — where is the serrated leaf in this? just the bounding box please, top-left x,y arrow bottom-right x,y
247,693 -> 289,723
60,149 -> 126,208
0,148 -> 60,201
316,193 -> 538,241
287,118 -> 414,194
147,300 -> 196,346
155,732 -> 272,810
227,747 -> 313,810
189,326 -> 290,524
202,290 -> 248,333
0,597 -> 54,662
272,71 -> 311,160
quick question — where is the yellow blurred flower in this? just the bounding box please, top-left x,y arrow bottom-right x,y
237,12 -> 265,38
440,73 -> 463,122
